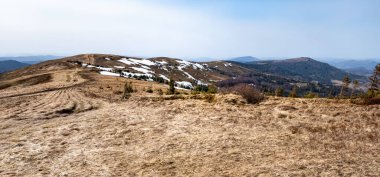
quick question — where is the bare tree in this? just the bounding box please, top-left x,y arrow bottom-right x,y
351,80 -> 359,97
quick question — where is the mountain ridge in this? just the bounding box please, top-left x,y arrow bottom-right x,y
236,57 -> 366,85
1,54 -> 367,96
0,60 -> 30,73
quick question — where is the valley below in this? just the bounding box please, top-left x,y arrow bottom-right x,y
0,62 -> 379,176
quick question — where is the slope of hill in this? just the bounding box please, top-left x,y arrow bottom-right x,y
236,57 -> 365,85
0,60 -> 30,73
60,54 -> 342,94
0,61 -> 379,176
60,54 -> 252,87
1,54 -> 365,97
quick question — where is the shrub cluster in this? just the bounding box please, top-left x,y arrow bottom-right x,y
221,84 -> 264,104
194,84 -> 218,94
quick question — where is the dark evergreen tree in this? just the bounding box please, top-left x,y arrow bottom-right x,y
168,79 -> 175,95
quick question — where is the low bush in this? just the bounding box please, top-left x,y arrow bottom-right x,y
146,86 -> 153,93
207,85 -> 218,94
123,81 -> 134,99
304,91 -> 318,98
352,91 -> 380,105
275,87 -> 284,97
361,97 -> 380,105
221,84 -> 264,104
204,94 -> 216,103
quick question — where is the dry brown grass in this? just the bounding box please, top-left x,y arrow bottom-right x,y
0,68 -> 379,176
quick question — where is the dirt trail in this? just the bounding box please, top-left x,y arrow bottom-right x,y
0,88 -> 102,120
0,69 -> 86,98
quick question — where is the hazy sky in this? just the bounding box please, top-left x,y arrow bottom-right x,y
0,0 -> 379,59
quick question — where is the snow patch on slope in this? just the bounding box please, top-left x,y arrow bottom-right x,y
129,58 -> 156,66
156,61 -> 168,65
176,81 -> 193,89
118,58 -> 135,65
100,71 -> 119,77
131,67 -> 153,74
182,71 -> 196,80
159,74 -> 170,81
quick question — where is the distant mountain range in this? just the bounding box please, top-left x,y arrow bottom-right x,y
0,55 -> 63,64
318,59 -> 379,76
228,56 -> 260,63
343,67 -> 372,76
0,55 -> 64,73
0,60 -> 30,73
323,59 -> 379,70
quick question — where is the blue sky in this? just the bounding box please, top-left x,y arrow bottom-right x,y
0,0 -> 379,59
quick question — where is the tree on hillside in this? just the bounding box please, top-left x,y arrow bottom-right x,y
275,87 -> 284,97
351,80 -> 359,97
340,75 -> 351,98
168,79 -> 175,95
368,64 -> 380,93
289,86 -> 298,98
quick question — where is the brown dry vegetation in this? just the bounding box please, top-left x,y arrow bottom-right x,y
0,66 -> 379,176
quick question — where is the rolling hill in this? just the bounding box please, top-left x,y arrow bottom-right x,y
233,57 -> 366,85
0,53 -> 379,176
1,54 -> 366,97
0,60 -> 30,73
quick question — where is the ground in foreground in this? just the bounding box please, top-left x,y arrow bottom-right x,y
0,68 -> 379,176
